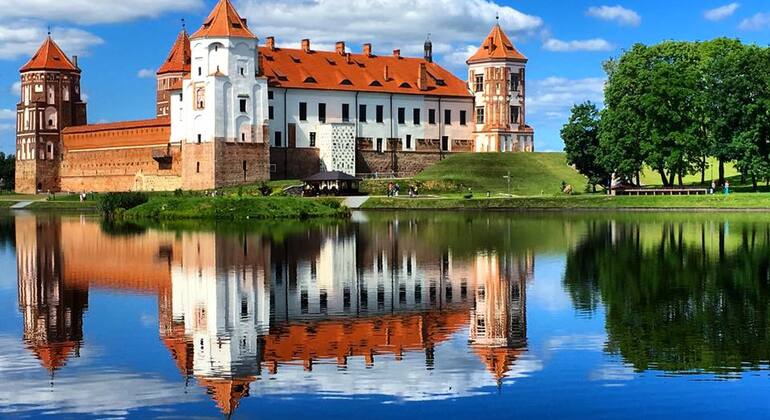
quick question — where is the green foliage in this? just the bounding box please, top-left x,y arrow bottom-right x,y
123,196 -> 349,221
0,152 -> 15,191
562,102 -> 608,191
598,38 -> 770,189
98,192 -> 149,216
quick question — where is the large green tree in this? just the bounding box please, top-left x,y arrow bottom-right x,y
562,101 -> 608,191
0,152 -> 14,191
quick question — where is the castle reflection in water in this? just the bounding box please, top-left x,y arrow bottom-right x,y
15,214 -> 532,415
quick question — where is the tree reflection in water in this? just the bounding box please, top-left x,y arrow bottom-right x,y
565,217 -> 770,374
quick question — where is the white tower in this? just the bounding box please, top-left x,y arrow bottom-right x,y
176,0 -> 270,190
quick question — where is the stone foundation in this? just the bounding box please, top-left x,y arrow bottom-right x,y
270,147 -> 321,180
356,150 -> 445,177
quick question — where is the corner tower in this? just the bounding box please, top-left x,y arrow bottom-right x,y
157,29 -> 191,118
15,36 -> 87,193
467,24 -> 534,153
177,0 -> 270,190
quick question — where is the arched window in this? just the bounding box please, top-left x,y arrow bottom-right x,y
44,107 -> 57,130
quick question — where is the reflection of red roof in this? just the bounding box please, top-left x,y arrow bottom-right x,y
467,25 -> 527,64
472,346 -> 524,381
162,323 -> 194,377
261,47 -> 470,97
28,341 -> 79,372
21,36 -> 80,73
191,0 -> 256,39
198,378 -> 254,416
263,311 -> 468,367
158,31 -> 191,75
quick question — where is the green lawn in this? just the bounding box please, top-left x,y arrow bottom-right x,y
640,158 -> 739,186
363,152 -> 587,196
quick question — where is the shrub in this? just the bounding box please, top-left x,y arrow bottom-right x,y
99,192 -> 149,216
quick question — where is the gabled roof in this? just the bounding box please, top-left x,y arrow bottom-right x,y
260,47 -> 472,98
467,24 -> 527,64
304,171 -> 361,182
20,36 -> 80,73
191,0 -> 256,40
158,30 -> 191,75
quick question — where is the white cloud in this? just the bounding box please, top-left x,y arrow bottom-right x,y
0,22 -> 103,60
543,38 -> 614,52
0,109 -> 13,120
586,5 -> 641,27
0,0 -> 203,25
10,81 -> 20,96
739,12 -> 770,30
137,68 -> 156,78
527,77 -> 606,120
704,3 -> 740,21
236,0 -> 544,69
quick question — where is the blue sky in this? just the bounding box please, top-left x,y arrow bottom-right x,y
0,0 -> 769,154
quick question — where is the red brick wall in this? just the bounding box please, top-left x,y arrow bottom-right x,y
270,147 -> 320,180
181,142 -> 215,190
214,140 -> 270,187
60,145 -> 182,192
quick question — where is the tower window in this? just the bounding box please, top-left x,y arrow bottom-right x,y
197,134 -> 202,143
511,106 -> 520,124
196,162 -> 200,173
241,132 -> 246,142
198,67 -> 202,76
240,98 -> 247,113
476,107 -> 485,124
268,90 -> 274,100
511,74 -> 520,92
268,106 -> 274,120
474,74 -> 484,92
240,67 -> 245,76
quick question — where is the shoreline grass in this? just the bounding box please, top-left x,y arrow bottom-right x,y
123,196 -> 350,221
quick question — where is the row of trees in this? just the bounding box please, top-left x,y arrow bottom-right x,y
0,152 -> 14,191
563,39 -> 770,190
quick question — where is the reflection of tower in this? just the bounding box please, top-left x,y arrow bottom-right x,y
167,231 -> 271,416
16,214 -> 88,374
469,252 -> 530,383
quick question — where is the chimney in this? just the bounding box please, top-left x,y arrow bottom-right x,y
393,49 -> 401,59
301,39 -> 311,52
241,18 -> 248,28
417,62 -> 428,91
335,41 -> 346,55
346,52 -> 352,64
363,43 -> 372,57
72,55 -> 78,69
384,65 -> 390,81
266,36 -> 276,51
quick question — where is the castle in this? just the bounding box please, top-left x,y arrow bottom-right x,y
14,0 -> 534,194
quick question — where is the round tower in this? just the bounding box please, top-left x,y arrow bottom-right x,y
467,23 -> 534,153
15,36 -> 87,193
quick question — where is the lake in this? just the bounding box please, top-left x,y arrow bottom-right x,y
1,210 -> 770,418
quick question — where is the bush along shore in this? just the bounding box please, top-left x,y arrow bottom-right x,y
119,195 -> 350,221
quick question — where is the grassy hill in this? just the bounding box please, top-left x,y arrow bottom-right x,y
410,152 -> 588,196
639,158 -> 739,186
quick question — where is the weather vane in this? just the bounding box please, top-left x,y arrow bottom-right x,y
47,24 -> 51,36
181,18 -> 186,30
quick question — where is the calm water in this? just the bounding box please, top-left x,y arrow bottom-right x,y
2,210 -> 770,418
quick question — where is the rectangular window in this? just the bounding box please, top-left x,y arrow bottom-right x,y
428,109 -> 436,124
318,103 -> 326,123
299,102 -> 307,121
397,107 -> 405,124
268,90 -> 274,100
511,74 -> 520,92
476,106 -> 485,124
460,110 -> 467,126
239,99 -> 247,113
196,162 -> 200,173
310,132 -> 316,147
413,108 -> 420,125
275,131 -> 282,147
441,136 -> 449,151
198,67 -> 202,76
376,138 -> 383,153
511,106 -> 520,124
376,105 -> 384,123
406,134 -> 412,150
342,103 -> 350,122
474,74 -> 484,92
444,109 -> 451,125
197,134 -> 202,144
240,67 -> 245,76
268,106 -> 274,120
359,104 -> 367,122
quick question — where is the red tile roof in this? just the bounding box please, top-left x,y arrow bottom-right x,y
158,31 -> 191,75
62,118 -> 171,151
260,47 -> 472,98
191,0 -> 256,39
20,36 -> 80,73
467,25 -> 527,64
